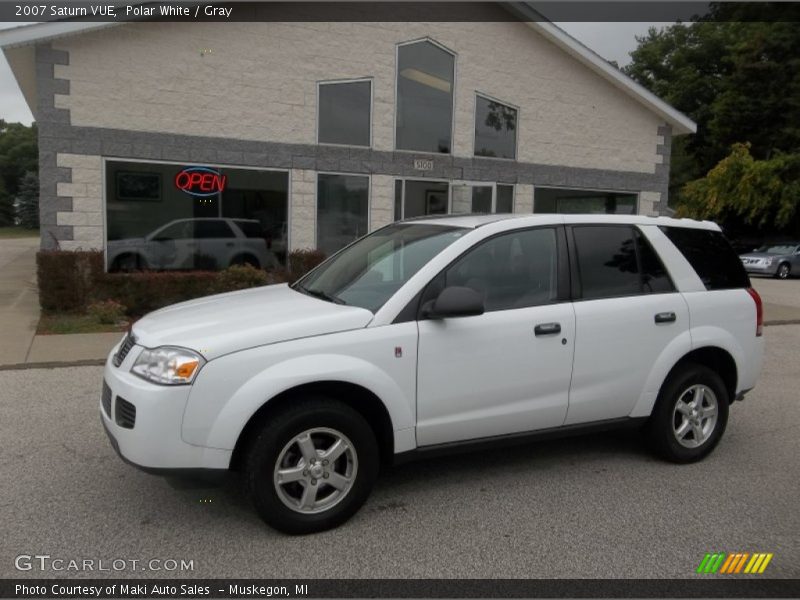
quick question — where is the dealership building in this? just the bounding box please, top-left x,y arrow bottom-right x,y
0,4 -> 696,271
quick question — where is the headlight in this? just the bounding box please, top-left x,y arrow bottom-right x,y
131,346 -> 205,385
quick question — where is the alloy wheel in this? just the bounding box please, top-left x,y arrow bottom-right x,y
672,384 -> 719,448
273,427 -> 358,514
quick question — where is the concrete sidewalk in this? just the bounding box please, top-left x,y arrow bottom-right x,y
0,237 -> 40,364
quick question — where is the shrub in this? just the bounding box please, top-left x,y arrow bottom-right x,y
96,271 -> 219,315
211,264 -> 268,294
37,250 -> 104,313
87,299 -> 126,324
37,250 -> 323,317
288,249 -> 326,281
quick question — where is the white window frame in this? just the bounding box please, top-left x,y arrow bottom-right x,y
315,171 -> 372,251
316,77 -> 374,148
101,157 -> 291,272
472,91 -> 520,161
394,37 -> 458,155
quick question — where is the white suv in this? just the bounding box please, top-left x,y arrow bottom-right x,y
101,214 -> 764,534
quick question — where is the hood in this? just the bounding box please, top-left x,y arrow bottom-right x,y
131,284 -> 374,360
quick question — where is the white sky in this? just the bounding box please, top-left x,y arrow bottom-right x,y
0,21 -> 668,126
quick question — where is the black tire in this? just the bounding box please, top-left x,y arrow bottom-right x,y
243,397 -> 379,535
111,253 -> 145,272
230,254 -> 261,269
645,363 -> 729,463
776,262 -> 791,279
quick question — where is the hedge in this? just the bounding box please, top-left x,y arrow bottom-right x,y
37,249 -> 327,316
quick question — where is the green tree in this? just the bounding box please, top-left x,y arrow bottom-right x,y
678,143 -> 800,227
15,170 -> 40,229
623,5 -> 800,232
0,119 -> 38,226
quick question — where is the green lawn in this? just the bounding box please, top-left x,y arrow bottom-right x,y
37,314 -> 129,335
0,227 -> 38,239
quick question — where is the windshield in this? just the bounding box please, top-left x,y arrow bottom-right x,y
294,223 -> 468,312
756,244 -> 798,255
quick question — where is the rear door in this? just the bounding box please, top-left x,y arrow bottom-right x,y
565,224 -> 691,425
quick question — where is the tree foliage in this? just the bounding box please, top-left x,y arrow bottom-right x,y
623,5 -> 800,232
678,143 -> 800,227
15,170 -> 40,229
0,120 -> 38,227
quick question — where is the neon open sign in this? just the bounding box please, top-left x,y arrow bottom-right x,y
175,167 -> 227,197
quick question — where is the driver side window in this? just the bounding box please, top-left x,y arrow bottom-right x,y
429,227 -> 559,313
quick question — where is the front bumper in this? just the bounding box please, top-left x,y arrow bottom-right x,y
100,340 -> 231,476
742,262 -> 778,275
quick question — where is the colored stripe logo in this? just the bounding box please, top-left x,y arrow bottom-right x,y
697,552 -> 773,574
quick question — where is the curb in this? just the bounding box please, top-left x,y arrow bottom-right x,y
0,358 -> 105,371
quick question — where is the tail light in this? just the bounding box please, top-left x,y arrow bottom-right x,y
746,287 -> 763,337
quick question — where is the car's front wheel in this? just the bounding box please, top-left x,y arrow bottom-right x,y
645,364 -> 729,463
776,262 -> 791,279
244,398 -> 379,535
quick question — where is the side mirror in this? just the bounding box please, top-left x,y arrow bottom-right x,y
422,286 -> 485,319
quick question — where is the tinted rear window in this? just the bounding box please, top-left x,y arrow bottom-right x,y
660,226 -> 750,290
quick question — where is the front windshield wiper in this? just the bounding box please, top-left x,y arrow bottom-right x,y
295,284 -> 346,305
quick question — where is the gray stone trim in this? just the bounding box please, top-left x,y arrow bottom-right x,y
36,43 -> 73,249
654,124 -> 673,213
38,121 -> 669,193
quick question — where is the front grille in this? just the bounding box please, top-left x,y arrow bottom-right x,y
115,396 -> 136,429
113,333 -> 136,367
101,380 -> 112,417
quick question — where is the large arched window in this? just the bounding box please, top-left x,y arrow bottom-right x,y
395,39 -> 455,154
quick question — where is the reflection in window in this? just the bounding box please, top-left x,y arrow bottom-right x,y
105,161 -> 288,272
474,95 -> 517,159
396,40 -> 455,153
318,80 -> 371,146
444,227 -> 558,311
573,226 -> 642,299
534,187 -> 637,214
317,173 -> 369,255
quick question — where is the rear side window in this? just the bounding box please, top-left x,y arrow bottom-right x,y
572,225 -> 675,300
235,220 -> 264,239
660,226 -> 750,290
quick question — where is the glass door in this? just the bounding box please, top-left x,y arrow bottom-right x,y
451,182 -> 495,214
394,179 -> 451,220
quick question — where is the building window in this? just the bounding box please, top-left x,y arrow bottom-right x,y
105,160 -> 288,272
474,95 -> 517,159
496,184 -> 514,213
396,39 -> 455,154
318,79 -> 371,147
534,187 -> 637,214
317,173 -> 369,255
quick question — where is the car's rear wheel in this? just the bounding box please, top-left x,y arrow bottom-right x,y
244,398 -> 379,535
645,363 -> 729,463
776,262 -> 791,279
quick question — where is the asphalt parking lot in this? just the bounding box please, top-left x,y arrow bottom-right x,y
1,325 -> 798,580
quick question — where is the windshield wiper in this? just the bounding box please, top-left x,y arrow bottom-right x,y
295,284 -> 346,305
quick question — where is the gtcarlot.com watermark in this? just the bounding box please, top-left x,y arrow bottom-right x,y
15,554 -> 195,572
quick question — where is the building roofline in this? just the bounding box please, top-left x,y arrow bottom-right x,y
0,3 -> 697,134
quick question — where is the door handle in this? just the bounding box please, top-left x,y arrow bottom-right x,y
655,312 -> 677,324
225,242 -> 235,247
534,322 -> 561,336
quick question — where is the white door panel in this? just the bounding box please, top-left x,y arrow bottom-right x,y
565,293 -> 690,425
416,303 -> 575,446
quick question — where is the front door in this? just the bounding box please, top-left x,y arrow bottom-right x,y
416,226 -> 575,446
